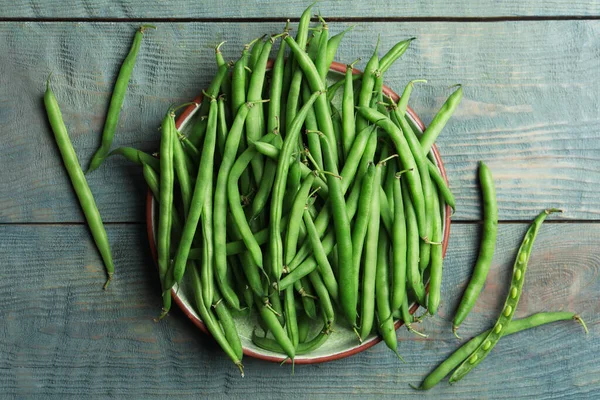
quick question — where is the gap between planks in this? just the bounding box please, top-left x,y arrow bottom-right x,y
1,16 -> 600,23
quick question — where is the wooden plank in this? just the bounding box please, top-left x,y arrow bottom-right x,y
1,21 -> 599,223
1,0 -> 599,19
1,223 -> 598,398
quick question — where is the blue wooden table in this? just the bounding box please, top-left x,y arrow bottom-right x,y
1,1 -> 599,398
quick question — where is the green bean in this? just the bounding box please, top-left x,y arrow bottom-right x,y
298,312 -> 310,343
172,134 -> 192,216
217,96 -> 229,157
249,36 -> 265,70
327,72 -> 361,103
214,42 -> 232,110
284,35 -> 338,165
295,278 -> 318,320
257,295 -> 295,360
44,77 -> 114,289
325,25 -> 354,70
252,322 -> 331,355
400,295 -> 427,338
315,15 -> 329,81
427,184 -> 444,315
285,175 -> 315,267
187,64 -> 228,146
420,85 -> 463,154
230,258 -> 254,309
348,163 -> 376,327
376,231 -> 400,358
449,208 -> 562,384
341,59 -> 360,158
282,156 -> 303,215
355,38 -> 380,133
212,291 -> 243,361
157,108 -> 175,313
176,131 -> 201,164
402,178 -> 426,305
254,142 -> 329,197
247,36 -> 277,184
270,91 -> 321,281
360,163 -> 382,340
357,107 -> 426,239
108,146 -> 160,172
87,25 -> 154,173
227,135 -> 275,269
453,162 -> 497,335
415,312 -> 587,390
428,159 -> 456,211
212,103 -> 257,308
268,22 -> 290,134
284,287 -> 299,348
284,3 -> 313,134
189,264 -> 244,376
303,82 -> 323,170
309,271 -> 335,328
391,175 -> 407,311
171,99 -> 219,295
231,37 -> 258,116
303,208 -> 339,302
284,127 -> 377,276
329,102 -> 345,165
396,79 -> 427,117
378,37 -> 416,74
200,141 -> 216,307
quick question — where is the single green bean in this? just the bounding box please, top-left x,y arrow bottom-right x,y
360,163 -> 382,340
348,163 -> 376,327
378,37 -> 415,74
285,175 -> 315,266
87,25 -> 154,173
427,185 -> 444,315
403,178 -> 426,305
420,85 -> 463,154
108,146 -> 159,172
453,162 -> 497,335
391,175 -> 407,311
375,231 -> 400,358
44,78 -> 114,288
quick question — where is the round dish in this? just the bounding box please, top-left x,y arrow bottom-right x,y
146,61 -> 451,364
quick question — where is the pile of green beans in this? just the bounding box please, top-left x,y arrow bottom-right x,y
43,6 -> 587,382
45,6 -> 462,375
137,6 -> 459,372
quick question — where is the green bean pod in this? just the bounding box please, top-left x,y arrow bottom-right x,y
427,185 -> 444,315
285,175 -> 315,266
172,134 -> 192,216
449,208 -> 562,384
157,109 -> 175,307
284,287 -> 299,349
87,25 -> 154,173
375,232 -> 399,356
358,108 -> 427,239
187,64 -> 228,146
252,323 -> 331,355
295,277 -> 318,320
108,146 -> 160,172
309,271 -> 335,328
257,296 -> 295,360
270,91 -> 320,281
378,37 -> 416,74
428,159 -> 456,211
416,312 -> 586,390
355,39 -> 380,133
325,25 -> 354,70
189,264 -> 244,376
420,85 -> 463,154
402,178 -> 426,305
44,78 -> 115,288
360,164 -> 382,340
213,292 -> 243,361
341,61 -> 358,158
391,176 -> 407,311
303,209 -> 339,302
348,163 -> 376,326
284,35 -> 338,165
453,162 -> 497,334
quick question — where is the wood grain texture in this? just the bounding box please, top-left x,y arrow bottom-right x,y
1,0 -> 599,19
1,223 -> 598,398
1,21 -> 599,223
